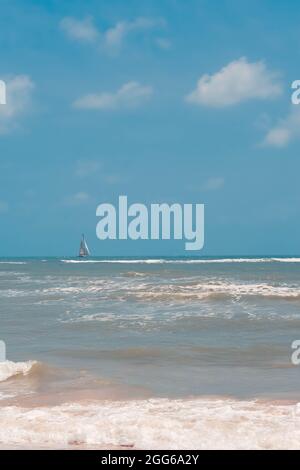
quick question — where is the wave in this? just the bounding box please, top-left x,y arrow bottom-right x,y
41,282 -> 300,300
132,282 -> 300,301
179,258 -> 270,264
0,361 -> 38,382
59,280 -> 300,300
60,258 -> 176,264
272,258 -> 300,263
3,279 -> 300,302
61,260 -> 107,264
60,258 -> 300,264
0,397 -> 300,449
1,258 -> 300,266
0,262 -> 27,265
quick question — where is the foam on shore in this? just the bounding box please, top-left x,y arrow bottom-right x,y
0,397 -> 300,449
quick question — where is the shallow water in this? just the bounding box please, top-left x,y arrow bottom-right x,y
1,256 -> 300,448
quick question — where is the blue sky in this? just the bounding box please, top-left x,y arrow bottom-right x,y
0,0 -> 300,256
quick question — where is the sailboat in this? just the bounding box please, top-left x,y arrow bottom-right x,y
79,234 -> 90,257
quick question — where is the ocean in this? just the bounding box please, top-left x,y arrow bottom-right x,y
1,256 -> 300,449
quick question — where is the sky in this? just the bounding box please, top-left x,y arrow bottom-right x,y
0,0 -> 300,257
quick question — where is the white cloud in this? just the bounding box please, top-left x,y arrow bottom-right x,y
73,81 -> 153,110
186,58 -> 281,107
65,191 -> 90,206
263,106 -> 300,147
60,16 -> 165,53
60,16 -> 99,43
0,201 -> 8,213
0,75 -> 34,133
104,17 -> 164,53
202,177 -> 225,191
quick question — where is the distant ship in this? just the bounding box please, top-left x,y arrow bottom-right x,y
79,234 -> 90,257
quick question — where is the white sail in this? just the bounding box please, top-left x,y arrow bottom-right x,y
79,235 -> 90,257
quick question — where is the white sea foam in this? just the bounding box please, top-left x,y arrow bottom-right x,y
0,262 -> 27,265
2,277 -> 300,303
61,260 -> 107,264
74,280 -> 300,300
271,258 -> 300,263
0,361 -> 37,382
60,258 -> 300,264
178,258 -> 270,263
1,258 -> 299,266
141,281 -> 300,300
0,398 -> 300,449
0,392 -> 16,401
60,258 -> 165,264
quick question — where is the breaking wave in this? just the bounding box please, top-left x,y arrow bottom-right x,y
0,361 -> 38,383
132,282 -> 300,301
1,398 -> 300,449
0,262 -> 27,265
46,281 -> 300,300
60,258 -> 300,264
2,280 -> 300,302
